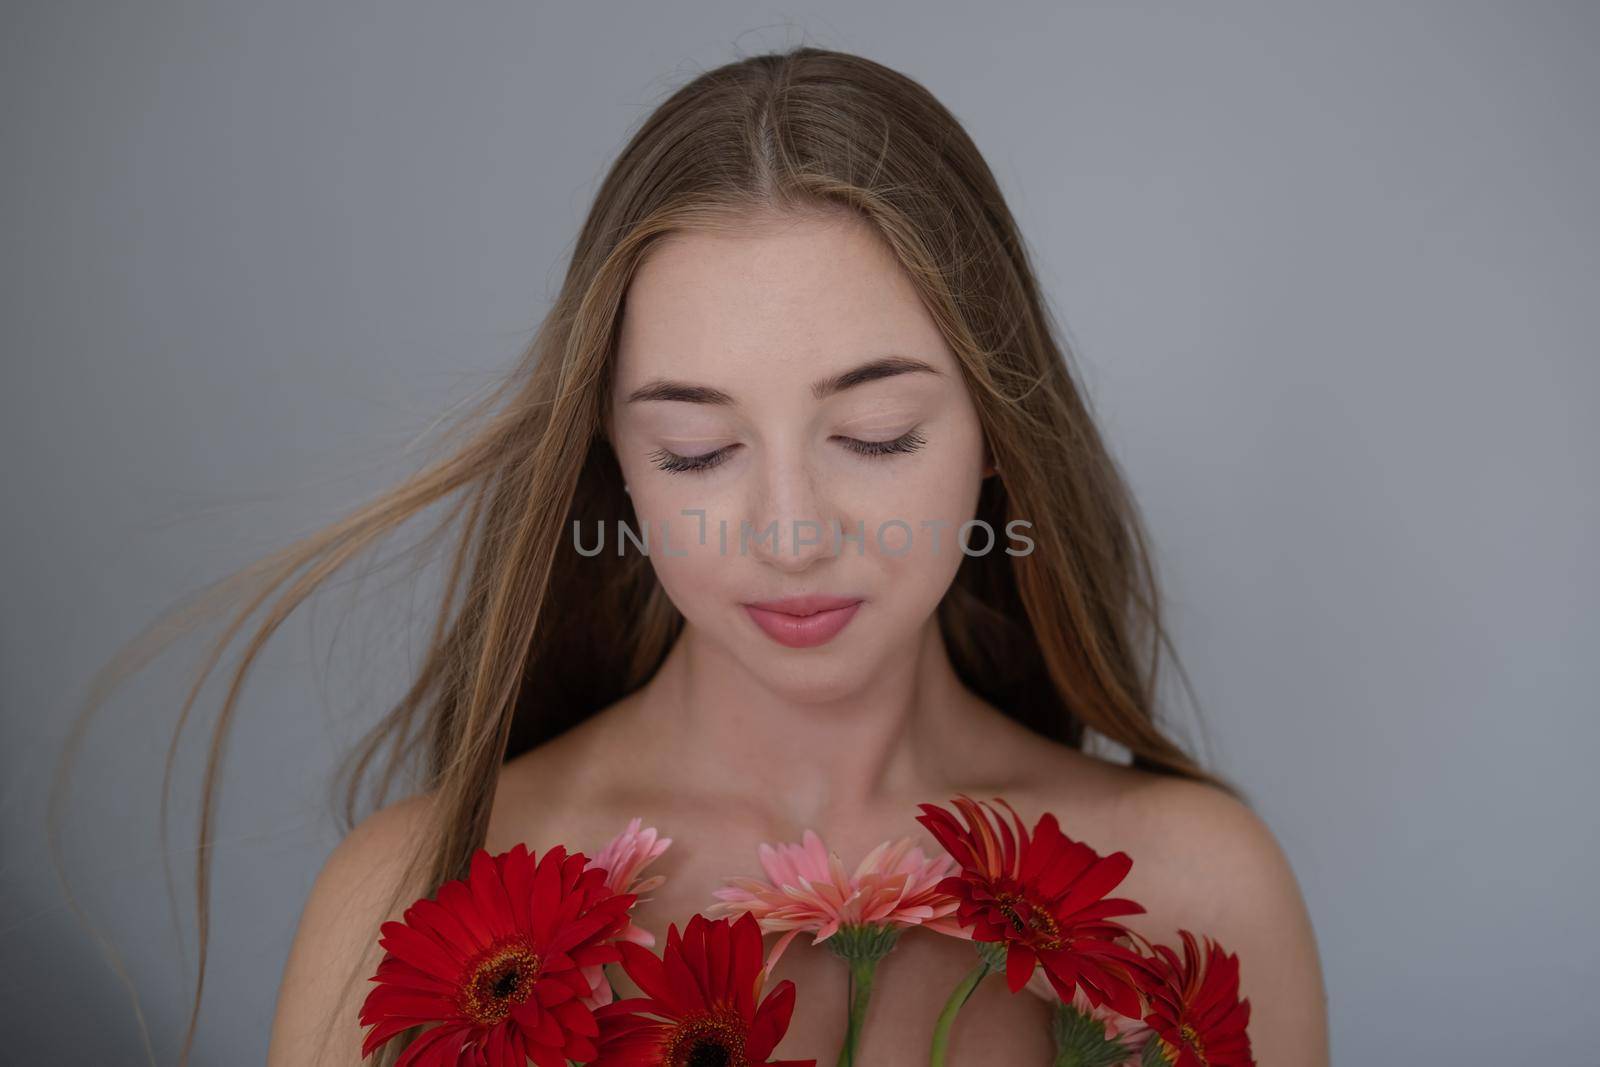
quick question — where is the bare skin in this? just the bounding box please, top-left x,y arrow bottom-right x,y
269,209 -> 1329,1064
483,617 -> 1329,1064
267,665 -> 1328,1065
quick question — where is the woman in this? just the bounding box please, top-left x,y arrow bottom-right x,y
83,46 -> 1326,1064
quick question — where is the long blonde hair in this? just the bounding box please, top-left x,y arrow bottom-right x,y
53,45 -> 1229,1065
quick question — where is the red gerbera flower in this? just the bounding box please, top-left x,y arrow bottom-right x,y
591,911 -> 816,1067
915,793 -> 1149,1018
1140,930 -> 1254,1067
359,843 -> 638,1067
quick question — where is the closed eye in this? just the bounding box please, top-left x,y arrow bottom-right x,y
833,427 -> 927,458
647,427 -> 927,476
649,444 -> 736,474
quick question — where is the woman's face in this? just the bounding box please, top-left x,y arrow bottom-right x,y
607,210 -> 993,701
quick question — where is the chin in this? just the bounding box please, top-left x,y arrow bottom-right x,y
731,625 -> 886,704
752,661 -> 881,706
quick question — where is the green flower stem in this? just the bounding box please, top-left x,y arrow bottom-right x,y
826,924 -> 905,1066
836,955 -> 879,1067
928,957 -> 995,1066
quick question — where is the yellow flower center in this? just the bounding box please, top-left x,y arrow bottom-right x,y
459,942 -> 541,1025
995,892 -> 1063,950
1161,1023 -> 1209,1065
665,1009 -> 748,1067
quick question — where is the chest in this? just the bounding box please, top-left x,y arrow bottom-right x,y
611,854 -> 1057,1064
485,791 -> 1089,1063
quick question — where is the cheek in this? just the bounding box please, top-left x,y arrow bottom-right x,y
848,418 -> 987,558
827,440 -> 984,635
647,550 -> 719,625
854,469 -> 979,611
621,496 -> 732,606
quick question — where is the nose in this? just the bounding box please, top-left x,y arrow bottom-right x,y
742,448 -> 839,573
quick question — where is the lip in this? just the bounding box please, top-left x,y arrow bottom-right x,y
741,595 -> 864,649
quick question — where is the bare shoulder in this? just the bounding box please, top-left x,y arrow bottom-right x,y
1027,756 -> 1330,1063
1106,771 -> 1298,906
267,791 -> 440,1067
1112,775 -> 1318,945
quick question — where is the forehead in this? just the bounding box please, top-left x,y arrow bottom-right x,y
613,212 -> 955,392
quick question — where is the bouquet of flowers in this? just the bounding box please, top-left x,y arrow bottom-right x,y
358,796 -> 1253,1066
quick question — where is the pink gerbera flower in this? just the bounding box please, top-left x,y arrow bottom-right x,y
707,829 -> 964,1064
578,818 -> 673,1010
706,828 -> 964,969
588,818 -> 673,949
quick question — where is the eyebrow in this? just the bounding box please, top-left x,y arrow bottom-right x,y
623,354 -> 942,406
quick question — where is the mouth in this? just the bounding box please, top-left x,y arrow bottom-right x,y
740,595 -> 865,649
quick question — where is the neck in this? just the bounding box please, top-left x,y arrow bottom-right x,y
624,614 -> 982,831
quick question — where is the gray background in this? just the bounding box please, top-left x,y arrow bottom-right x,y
4,2 -> 1596,1063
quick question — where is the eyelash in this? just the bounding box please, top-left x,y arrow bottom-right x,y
648,427 -> 928,475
